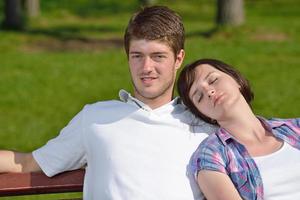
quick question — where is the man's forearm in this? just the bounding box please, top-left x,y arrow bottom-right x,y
0,151 -> 41,173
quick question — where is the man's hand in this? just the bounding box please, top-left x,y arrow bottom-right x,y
0,151 -> 41,173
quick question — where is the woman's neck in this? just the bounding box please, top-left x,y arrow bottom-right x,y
217,99 -> 266,144
221,113 -> 283,157
221,115 -> 264,141
217,98 -> 283,157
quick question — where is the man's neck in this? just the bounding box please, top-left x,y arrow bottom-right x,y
145,98 -> 173,109
134,94 -> 173,109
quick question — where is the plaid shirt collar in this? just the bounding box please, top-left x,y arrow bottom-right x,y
216,116 -> 287,146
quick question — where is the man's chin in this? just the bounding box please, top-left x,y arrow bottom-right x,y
134,89 -> 161,100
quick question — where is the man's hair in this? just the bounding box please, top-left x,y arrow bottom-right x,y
177,58 -> 254,125
124,6 -> 185,57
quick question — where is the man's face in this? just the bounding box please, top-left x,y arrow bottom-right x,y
128,39 -> 184,108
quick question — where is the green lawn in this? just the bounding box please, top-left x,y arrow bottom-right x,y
0,0 -> 299,199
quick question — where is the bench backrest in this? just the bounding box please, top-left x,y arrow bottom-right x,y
0,169 -> 84,197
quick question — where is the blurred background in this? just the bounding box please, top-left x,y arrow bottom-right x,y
0,0 -> 299,199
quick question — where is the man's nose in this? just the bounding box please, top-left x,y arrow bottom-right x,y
142,57 -> 154,72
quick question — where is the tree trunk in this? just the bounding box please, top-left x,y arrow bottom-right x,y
24,0 -> 40,17
216,0 -> 245,26
3,0 -> 24,30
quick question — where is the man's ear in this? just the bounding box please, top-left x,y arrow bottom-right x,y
175,49 -> 185,70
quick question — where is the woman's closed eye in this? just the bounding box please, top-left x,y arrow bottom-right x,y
208,78 -> 218,85
196,92 -> 203,103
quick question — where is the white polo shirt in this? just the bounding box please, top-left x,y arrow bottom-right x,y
33,90 -> 216,200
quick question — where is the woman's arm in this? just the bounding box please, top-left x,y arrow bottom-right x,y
198,170 -> 243,200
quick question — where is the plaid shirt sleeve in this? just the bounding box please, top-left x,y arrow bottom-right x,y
191,134 -> 227,175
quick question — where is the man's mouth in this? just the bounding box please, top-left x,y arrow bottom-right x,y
141,77 -> 157,84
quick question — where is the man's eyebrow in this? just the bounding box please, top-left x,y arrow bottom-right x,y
129,51 -> 141,54
152,52 -> 168,54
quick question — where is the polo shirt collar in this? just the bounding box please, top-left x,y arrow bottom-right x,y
119,89 -> 180,114
119,89 -> 149,109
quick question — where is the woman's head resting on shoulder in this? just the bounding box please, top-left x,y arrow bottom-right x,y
177,58 -> 254,125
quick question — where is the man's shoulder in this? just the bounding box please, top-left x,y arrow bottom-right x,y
80,100 -> 139,123
86,100 -> 125,109
83,99 -> 140,114
173,104 -> 218,134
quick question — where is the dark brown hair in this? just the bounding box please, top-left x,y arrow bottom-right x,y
177,58 -> 254,125
124,6 -> 185,57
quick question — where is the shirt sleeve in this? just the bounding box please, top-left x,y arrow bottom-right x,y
190,135 -> 227,178
290,118 -> 300,129
32,107 -> 87,177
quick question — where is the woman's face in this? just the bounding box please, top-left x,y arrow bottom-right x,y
188,64 -> 242,121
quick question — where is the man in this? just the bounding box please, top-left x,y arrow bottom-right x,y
0,6 -> 216,199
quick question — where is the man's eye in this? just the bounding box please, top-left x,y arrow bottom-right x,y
131,54 -> 141,59
153,55 -> 166,61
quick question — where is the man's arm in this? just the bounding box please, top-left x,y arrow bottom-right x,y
0,151 -> 41,173
197,170 -> 243,200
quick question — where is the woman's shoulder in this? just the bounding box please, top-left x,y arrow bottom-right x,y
196,130 -> 227,157
264,117 -> 300,129
201,132 -> 222,145
191,130 -> 228,172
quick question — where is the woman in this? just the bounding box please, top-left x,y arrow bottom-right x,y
177,58 -> 300,200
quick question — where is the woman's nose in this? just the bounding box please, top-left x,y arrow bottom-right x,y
208,89 -> 215,98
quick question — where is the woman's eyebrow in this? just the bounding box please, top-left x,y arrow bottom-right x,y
190,86 -> 198,100
204,71 -> 215,81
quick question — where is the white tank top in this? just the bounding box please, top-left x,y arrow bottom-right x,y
253,142 -> 300,199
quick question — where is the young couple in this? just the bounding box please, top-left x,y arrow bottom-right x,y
0,5 -> 299,200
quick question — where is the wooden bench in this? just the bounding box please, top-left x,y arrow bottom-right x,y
0,169 -> 84,198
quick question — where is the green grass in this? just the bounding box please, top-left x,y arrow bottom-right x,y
0,51 -> 130,150
0,193 -> 82,200
0,0 -> 300,199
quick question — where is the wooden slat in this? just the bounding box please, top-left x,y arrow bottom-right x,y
0,169 -> 85,196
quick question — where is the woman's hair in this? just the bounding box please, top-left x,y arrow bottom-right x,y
124,6 -> 185,58
177,58 -> 254,125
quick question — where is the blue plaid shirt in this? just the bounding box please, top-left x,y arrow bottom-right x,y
189,117 -> 300,200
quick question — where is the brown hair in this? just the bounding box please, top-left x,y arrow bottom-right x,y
124,6 -> 185,57
177,58 -> 254,125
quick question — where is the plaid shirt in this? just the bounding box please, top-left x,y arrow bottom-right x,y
189,117 -> 300,200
